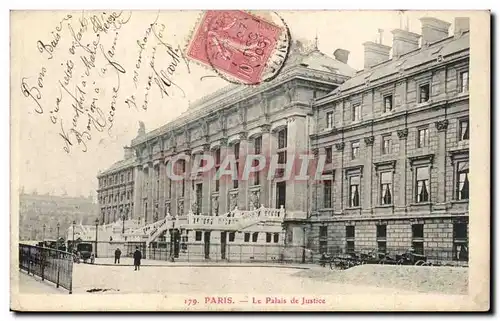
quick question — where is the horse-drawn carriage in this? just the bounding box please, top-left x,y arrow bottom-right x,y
320,249 -> 432,270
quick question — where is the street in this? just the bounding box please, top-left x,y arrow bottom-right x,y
22,263 -> 436,295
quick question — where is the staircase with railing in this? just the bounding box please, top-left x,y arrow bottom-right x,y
186,205 -> 285,230
128,205 -> 286,246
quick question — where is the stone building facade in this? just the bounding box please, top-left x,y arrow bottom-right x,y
95,16 -> 470,264
309,17 -> 470,263
125,41 -> 356,251
97,146 -> 138,225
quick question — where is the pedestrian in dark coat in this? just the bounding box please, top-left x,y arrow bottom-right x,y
133,247 -> 142,271
114,248 -> 122,264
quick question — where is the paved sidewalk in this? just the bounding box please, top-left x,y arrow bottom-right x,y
87,257 -> 312,269
18,270 -> 68,294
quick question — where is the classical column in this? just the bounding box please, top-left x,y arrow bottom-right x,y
260,124 -> 272,208
362,136 -> 374,214
132,165 -> 143,220
183,151 -> 192,216
333,142 -> 345,212
315,147 -> 326,210
201,144 -> 211,215
395,70 -> 408,110
158,157 -> 166,219
218,138 -> 229,214
435,120 -> 449,207
311,148 -> 320,213
395,128 -> 408,214
146,163 -> 153,224
269,127 -> 278,208
285,116 -> 307,216
238,132 -> 249,210
165,157 -> 176,216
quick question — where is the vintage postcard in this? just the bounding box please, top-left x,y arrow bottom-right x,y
10,9 -> 490,311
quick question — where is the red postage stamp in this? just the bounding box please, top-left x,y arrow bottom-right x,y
187,10 -> 285,85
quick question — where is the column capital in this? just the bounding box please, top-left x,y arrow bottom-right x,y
261,124 -> 271,133
239,131 -> 248,141
364,136 -> 375,146
435,119 -> 449,132
312,148 -> 319,159
397,128 -> 409,140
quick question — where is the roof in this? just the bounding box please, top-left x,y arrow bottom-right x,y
284,48 -> 356,77
330,32 -> 469,95
99,157 -> 137,177
132,40 -> 356,145
186,40 -> 356,112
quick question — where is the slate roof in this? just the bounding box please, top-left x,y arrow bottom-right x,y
331,32 -> 469,94
99,157 -> 137,177
186,40 -> 357,112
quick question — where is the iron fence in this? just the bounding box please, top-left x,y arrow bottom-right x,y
19,244 -> 73,293
146,242 -> 314,264
143,243 -> 468,267
92,241 -> 146,259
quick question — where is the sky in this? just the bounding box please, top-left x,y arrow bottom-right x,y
12,10 -> 467,198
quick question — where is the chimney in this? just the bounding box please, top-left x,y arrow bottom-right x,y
333,48 -> 350,64
124,146 -> 135,160
454,17 -> 470,37
419,17 -> 451,45
391,29 -> 421,58
362,42 -> 391,68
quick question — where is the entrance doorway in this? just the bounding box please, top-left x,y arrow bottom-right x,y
170,229 -> 180,258
220,231 -> 227,260
276,182 -> 286,209
204,231 -> 211,259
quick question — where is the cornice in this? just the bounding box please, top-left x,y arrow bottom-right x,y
314,53 -> 469,107
131,66 -> 347,147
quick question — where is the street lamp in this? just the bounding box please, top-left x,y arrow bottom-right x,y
42,224 -> 46,243
94,218 -> 99,258
72,220 -> 76,251
56,222 -> 60,240
302,226 -> 306,264
170,220 -> 176,262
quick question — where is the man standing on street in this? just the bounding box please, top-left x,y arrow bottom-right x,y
133,246 -> 142,271
114,248 -> 122,264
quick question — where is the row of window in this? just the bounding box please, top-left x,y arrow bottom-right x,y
323,159 -> 469,208
101,205 -> 134,224
99,190 -> 134,204
324,119 -> 469,163
325,70 -> 469,128
319,222 -> 468,261
99,171 -> 134,188
137,126 -> 283,196
194,231 -> 280,243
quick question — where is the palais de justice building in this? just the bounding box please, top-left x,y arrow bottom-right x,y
96,16 -> 469,263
